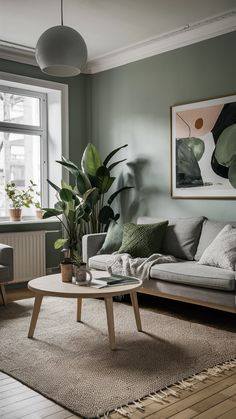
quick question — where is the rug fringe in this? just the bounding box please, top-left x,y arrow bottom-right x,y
101,358 -> 236,418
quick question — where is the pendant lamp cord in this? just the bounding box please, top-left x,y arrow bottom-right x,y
61,0 -> 64,26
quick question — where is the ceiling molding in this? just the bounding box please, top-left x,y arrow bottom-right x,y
85,10 -> 236,74
0,10 -> 235,74
0,42 -> 36,67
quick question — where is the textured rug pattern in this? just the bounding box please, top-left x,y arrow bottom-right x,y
0,297 -> 236,418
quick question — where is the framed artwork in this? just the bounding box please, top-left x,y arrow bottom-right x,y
171,94 -> 236,199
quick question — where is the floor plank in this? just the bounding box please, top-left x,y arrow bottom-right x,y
193,398 -> 236,418
0,390 -> 39,407
217,406 -> 236,419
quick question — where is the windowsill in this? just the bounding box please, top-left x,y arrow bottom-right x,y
0,217 -> 59,226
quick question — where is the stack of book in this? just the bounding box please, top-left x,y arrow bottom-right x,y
90,274 -> 140,289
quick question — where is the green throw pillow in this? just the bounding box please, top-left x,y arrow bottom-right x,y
118,221 -> 168,258
98,220 -> 123,254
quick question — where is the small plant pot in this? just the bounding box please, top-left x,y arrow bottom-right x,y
36,209 -> 44,219
9,208 -> 22,222
60,263 -> 73,283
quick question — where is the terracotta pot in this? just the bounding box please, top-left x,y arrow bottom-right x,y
60,263 -> 73,283
9,208 -> 22,222
36,209 -> 44,219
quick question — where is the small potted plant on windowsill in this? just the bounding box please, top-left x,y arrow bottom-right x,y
5,182 -> 34,222
34,194 -> 44,219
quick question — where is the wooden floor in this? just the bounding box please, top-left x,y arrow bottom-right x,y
1,287 -> 236,419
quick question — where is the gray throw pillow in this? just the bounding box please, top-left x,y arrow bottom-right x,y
198,225 -> 236,271
98,221 -> 123,255
137,216 -> 205,260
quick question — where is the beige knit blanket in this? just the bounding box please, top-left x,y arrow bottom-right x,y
106,253 -> 177,281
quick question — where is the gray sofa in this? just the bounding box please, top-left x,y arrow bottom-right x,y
0,244 -> 14,305
82,217 -> 236,314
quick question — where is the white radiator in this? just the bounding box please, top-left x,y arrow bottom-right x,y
0,231 -> 46,283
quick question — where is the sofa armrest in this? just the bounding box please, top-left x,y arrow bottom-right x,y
82,233 -> 107,263
0,244 -> 13,282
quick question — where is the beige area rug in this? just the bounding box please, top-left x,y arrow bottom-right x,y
0,297 -> 236,418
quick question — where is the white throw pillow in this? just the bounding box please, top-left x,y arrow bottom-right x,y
198,224 -> 236,271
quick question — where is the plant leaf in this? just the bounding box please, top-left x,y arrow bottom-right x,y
96,166 -> 110,177
76,170 -> 92,195
47,179 -> 60,193
83,187 -> 100,207
108,158 -> 127,171
107,186 -> 133,206
59,188 -> 74,202
61,180 -> 73,190
54,238 -> 68,250
114,213 -> 120,221
42,208 -> 63,219
54,201 -> 66,211
98,206 -> 114,224
97,176 -> 115,194
103,144 -> 128,167
56,157 -> 79,176
81,143 -> 102,177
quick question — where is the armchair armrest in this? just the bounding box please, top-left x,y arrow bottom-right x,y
82,233 -> 107,263
0,244 -> 13,283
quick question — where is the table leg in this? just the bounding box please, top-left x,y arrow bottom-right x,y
130,292 -> 142,331
0,284 -> 7,305
77,298 -> 82,322
28,295 -> 43,338
105,297 -> 116,350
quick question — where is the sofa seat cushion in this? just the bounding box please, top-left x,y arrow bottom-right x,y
150,261 -> 235,291
0,265 -> 10,282
89,254 -> 115,271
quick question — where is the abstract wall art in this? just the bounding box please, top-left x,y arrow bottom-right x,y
171,94 -> 236,198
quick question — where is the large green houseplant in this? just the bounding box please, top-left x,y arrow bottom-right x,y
56,143 -> 132,235
42,143 -> 132,281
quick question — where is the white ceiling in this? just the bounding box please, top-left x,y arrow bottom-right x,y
0,0 -> 235,62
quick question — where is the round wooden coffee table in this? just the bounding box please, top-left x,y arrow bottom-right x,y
28,273 -> 142,350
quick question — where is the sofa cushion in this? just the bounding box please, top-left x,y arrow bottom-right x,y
137,216 -> 205,260
195,220 -> 236,260
89,254 -> 115,271
198,225 -> 236,271
150,261 -> 235,291
118,221 -> 168,258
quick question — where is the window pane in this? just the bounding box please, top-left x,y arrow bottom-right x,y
0,132 -> 41,217
0,92 -> 40,126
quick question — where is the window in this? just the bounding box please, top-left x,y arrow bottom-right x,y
0,86 -> 47,218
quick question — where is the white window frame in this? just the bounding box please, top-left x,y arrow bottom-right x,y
0,71 -> 69,223
0,84 -> 48,211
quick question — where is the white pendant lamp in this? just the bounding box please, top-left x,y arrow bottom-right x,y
35,0 -> 87,77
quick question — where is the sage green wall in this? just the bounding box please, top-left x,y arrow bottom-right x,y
89,31 -> 236,222
0,58 -> 88,269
